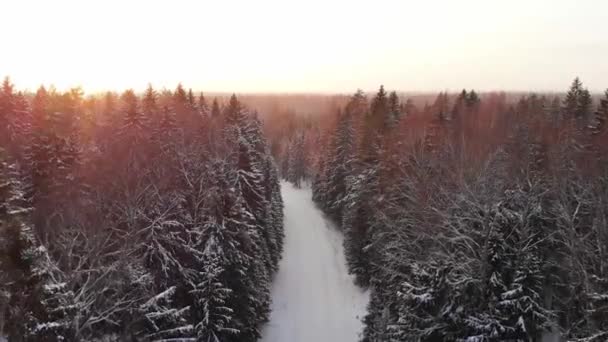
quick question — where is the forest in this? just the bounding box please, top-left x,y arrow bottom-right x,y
0,79 -> 284,341
1,76 -> 608,342
278,79 -> 608,341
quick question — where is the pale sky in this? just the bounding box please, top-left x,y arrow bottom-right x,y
1,0 -> 607,93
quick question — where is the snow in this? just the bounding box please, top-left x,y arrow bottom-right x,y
261,182 -> 369,342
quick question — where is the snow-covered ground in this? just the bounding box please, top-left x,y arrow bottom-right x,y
261,182 -> 369,342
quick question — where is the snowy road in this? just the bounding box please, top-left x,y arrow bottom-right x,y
261,182 -> 369,342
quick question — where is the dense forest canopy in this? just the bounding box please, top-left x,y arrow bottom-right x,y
0,79 -> 284,341
278,79 -> 608,342
2,75 -> 608,342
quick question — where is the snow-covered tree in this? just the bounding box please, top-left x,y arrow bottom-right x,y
211,98 -> 221,118
198,92 -> 210,118
285,132 -> 307,188
342,169 -> 378,287
140,286 -> 192,341
313,110 -> 356,220
387,90 -> 401,129
0,150 -> 76,341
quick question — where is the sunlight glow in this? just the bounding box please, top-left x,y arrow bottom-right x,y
1,0 -> 607,93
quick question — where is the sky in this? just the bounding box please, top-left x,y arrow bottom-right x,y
1,0 -> 607,93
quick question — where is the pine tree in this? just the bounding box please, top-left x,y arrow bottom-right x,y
174,83 -> 188,105
563,77 -> 583,116
26,87 -> 51,202
495,187 -> 554,340
120,89 -> 146,140
466,89 -> 480,108
590,89 -> 608,136
224,94 -> 241,127
360,86 -> 389,163
370,85 -> 389,129
345,89 -> 368,118
262,155 -> 284,272
548,96 -> 562,124
211,98 -> 221,118
402,98 -> 416,117
203,163 -> 262,342
424,92 -> 451,154
139,286 -> 192,341
199,92 -> 209,117
215,102 -> 278,341
153,105 -> 179,153
316,111 -> 356,220
103,91 -> 117,122
5,91 -> 31,158
233,113 -> 274,331
187,88 -> 196,112
172,83 -> 195,128
391,261 -> 467,341
577,88 -> 592,120
563,77 -> 592,120
26,94 -> 81,213
451,89 -> 468,120
584,89 -> 608,164
387,90 -> 401,129
142,83 -> 159,121
286,133 -> 306,187
95,91 -> 118,150
0,77 -> 16,150
191,245 -> 237,342
0,149 -> 75,341
499,253 -> 552,340
342,169 -> 377,286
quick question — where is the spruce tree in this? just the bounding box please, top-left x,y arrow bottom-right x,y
387,90 -> 401,129
286,133 -> 306,187
466,89 -> 480,108
345,89 -> 368,118
120,89 -> 146,138
174,83 -> 188,105
206,164 -> 262,342
198,92 -> 209,117
577,87 -> 592,120
224,94 -> 241,127
0,77 -> 16,149
563,77 -> 583,116
142,83 -> 159,120
139,286 -> 192,341
26,86 -> 50,197
187,88 -> 196,112
191,246 -> 237,342
360,86 -> 389,164
424,92 -> 451,154
262,154 -> 284,272
26,93 -> 81,215
0,149 -> 75,341
187,168 -> 251,341
317,111 -> 355,220
211,98 -> 221,118
342,170 -> 377,286
563,77 -> 592,120
153,105 -> 179,153
370,85 -> 389,129
103,91 -> 117,120
590,89 -> 608,136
